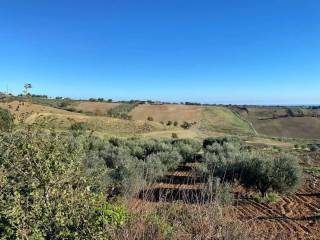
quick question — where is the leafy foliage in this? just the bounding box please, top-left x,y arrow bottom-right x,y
0,108 -> 13,131
0,129 -> 126,239
196,138 -> 302,197
70,122 -> 88,132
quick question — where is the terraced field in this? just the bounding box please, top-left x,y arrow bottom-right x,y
137,161 -> 320,239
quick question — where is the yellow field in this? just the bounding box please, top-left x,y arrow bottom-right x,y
73,101 -> 120,115
129,104 -> 202,124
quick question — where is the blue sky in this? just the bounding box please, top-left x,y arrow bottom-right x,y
0,0 -> 319,104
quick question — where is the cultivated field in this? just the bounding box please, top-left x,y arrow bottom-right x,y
129,104 -> 202,123
235,107 -> 320,139
136,149 -> 320,239
251,117 -> 320,139
72,101 -> 120,115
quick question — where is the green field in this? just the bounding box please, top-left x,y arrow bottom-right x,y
200,106 -> 256,135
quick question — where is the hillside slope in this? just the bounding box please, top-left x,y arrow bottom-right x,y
0,101 -> 167,137
200,106 -> 255,135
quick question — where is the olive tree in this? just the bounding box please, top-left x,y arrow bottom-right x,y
241,154 -> 302,197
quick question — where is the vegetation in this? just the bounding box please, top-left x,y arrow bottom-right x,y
172,132 -> 178,139
0,108 -> 13,131
0,95 -> 316,239
70,122 -> 88,132
200,106 -> 255,135
304,166 -> 320,177
0,129 -> 125,239
107,103 -> 138,119
180,121 -> 192,129
196,138 -> 302,197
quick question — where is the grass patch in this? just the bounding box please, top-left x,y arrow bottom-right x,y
200,106 -> 255,135
32,113 -> 166,137
304,166 -> 320,177
252,192 -> 280,204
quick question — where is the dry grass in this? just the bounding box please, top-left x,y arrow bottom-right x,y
0,101 -> 167,137
245,137 -> 293,148
31,113 -> 167,137
73,101 -> 120,115
129,104 -> 202,123
108,199 -> 253,240
0,101 -> 80,123
141,129 -> 200,139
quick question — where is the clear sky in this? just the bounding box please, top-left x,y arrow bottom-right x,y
0,0 -> 319,105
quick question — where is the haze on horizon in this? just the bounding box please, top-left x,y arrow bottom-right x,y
0,0 -> 319,105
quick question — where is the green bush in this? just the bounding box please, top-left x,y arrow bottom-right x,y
173,121 -> 178,126
0,129 -> 122,239
172,139 -> 202,162
58,99 -> 71,108
107,103 -> 138,119
197,140 -> 302,197
70,122 -> 88,132
180,121 -> 192,129
0,108 -> 13,131
147,116 -> 154,121
172,132 -> 178,139
203,136 -> 240,149
309,144 -> 319,152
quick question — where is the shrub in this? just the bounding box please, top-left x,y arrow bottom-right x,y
172,139 -> 202,162
180,121 -> 192,129
70,122 -> 88,132
107,103 -> 138,119
198,140 -> 302,197
241,154 -> 302,197
0,129 -> 121,239
0,108 -> 13,131
173,121 -> 178,126
172,132 -> 178,139
58,100 -> 71,108
309,144 -> 319,152
203,136 -> 240,149
167,120 -> 172,126
147,116 -> 154,121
